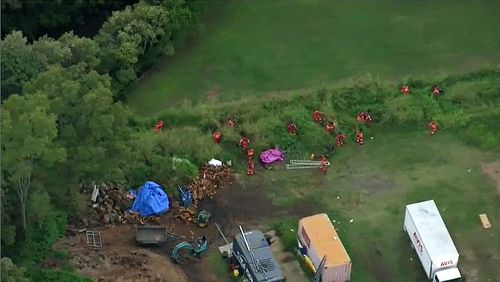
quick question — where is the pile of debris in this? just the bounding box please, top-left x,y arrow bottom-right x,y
176,166 -> 235,222
177,206 -> 197,223
87,183 -> 131,225
82,182 -> 147,226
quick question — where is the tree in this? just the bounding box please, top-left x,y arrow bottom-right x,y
95,1 -> 193,92
0,31 -> 44,98
32,35 -> 72,66
58,32 -> 100,69
0,186 -> 17,249
0,257 -> 28,282
1,94 -> 66,237
23,66 -> 133,191
1,0 -> 136,40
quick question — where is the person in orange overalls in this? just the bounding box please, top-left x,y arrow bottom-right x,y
428,121 -> 438,135
320,155 -> 328,174
247,148 -> 254,160
325,121 -> 336,134
239,137 -> 250,151
154,120 -> 164,132
356,128 -> 364,145
432,86 -> 442,97
356,112 -> 372,123
212,131 -> 221,144
247,159 -> 255,176
227,118 -> 235,128
287,121 -> 297,136
313,111 -> 324,123
400,85 -> 410,96
336,131 -> 346,147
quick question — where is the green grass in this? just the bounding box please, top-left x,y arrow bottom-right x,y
127,0 -> 500,114
243,128 -> 500,282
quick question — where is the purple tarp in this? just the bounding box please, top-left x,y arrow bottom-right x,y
260,149 -> 284,164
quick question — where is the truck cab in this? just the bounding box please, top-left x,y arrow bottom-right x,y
433,268 -> 462,282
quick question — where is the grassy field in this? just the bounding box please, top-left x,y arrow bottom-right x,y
127,0 -> 500,114
244,128 -> 500,282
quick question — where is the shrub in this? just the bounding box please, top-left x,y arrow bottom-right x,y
29,270 -> 93,282
156,127 -> 222,166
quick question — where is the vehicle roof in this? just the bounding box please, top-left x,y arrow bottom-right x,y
234,230 -> 284,281
299,213 -> 351,267
406,200 -> 459,260
435,267 -> 461,280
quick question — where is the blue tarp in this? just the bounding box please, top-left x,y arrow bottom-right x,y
130,181 -> 170,217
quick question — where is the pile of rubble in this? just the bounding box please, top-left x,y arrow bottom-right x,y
176,166 -> 235,222
83,182 -> 151,226
87,183 -> 131,225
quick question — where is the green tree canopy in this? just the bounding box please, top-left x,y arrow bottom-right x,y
0,31 -> 44,97
0,257 -> 28,282
1,93 -> 65,238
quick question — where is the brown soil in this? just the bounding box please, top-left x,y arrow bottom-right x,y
54,178 -> 306,282
55,225 -> 187,282
352,175 -> 397,194
481,161 -> 500,192
207,90 -> 219,103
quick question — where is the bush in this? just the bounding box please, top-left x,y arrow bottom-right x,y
273,219 -> 299,252
25,210 -> 67,263
1,257 -> 28,282
172,157 -> 198,184
156,127 -> 222,166
29,270 -> 93,282
384,96 -> 425,123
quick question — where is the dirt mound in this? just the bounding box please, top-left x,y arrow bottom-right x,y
482,161 -> 500,192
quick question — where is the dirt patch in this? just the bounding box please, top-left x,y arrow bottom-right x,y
199,181 -> 277,228
481,161 -> 500,192
55,225 -> 188,282
55,178 -> 282,282
351,175 -> 396,194
206,87 -> 220,103
369,243 -> 392,282
268,230 -> 308,282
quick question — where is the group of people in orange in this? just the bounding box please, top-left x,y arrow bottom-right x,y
153,85 -> 442,176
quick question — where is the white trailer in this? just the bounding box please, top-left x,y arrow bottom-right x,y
403,200 -> 462,282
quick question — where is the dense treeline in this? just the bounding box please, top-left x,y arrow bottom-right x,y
1,0 -> 204,280
1,0 -> 200,99
1,0 -> 138,40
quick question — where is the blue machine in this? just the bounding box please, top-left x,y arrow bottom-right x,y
177,185 -> 193,207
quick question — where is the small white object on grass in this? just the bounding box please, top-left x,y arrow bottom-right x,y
467,169 -> 471,172
410,258 -> 413,261
336,196 -> 340,200
349,219 -> 354,223
370,136 -> 374,140
290,228 -> 294,232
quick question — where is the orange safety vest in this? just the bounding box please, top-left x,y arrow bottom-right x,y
326,123 -> 335,132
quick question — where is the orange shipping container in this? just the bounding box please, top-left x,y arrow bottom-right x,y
298,213 -> 352,282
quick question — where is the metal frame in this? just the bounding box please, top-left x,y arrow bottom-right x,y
86,230 -> 102,247
285,159 -> 330,170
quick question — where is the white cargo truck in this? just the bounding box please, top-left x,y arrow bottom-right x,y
403,200 -> 462,282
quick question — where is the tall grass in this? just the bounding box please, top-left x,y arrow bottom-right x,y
141,69 -> 500,167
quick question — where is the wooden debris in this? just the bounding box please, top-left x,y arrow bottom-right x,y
479,214 -> 492,229
175,166 -> 235,223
